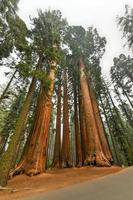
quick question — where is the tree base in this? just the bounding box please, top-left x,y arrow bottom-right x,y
26,169 -> 41,176
10,162 -> 25,177
62,160 -> 73,168
0,175 -> 8,187
52,162 -> 61,169
76,162 -> 82,168
10,160 -> 45,177
84,152 -> 111,167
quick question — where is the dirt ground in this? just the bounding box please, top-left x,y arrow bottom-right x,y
0,166 -> 122,200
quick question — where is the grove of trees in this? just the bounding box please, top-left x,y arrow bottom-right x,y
0,1 -> 133,187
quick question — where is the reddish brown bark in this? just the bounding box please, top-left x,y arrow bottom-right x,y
61,68 -> 72,168
52,81 -> 62,168
79,58 -> 111,167
78,90 -> 89,165
0,76 -> 37,186
12,61 -> 57,176
74,86 -> 82,167
87,78 -> 113,162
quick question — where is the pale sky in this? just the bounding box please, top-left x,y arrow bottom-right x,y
0,0 -> 133,84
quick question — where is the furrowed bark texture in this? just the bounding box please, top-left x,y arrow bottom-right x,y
74,86 -> 82,167
88,79 -> 112,162
78,90 -> 89,165
79,58 -> 111,167
52,81 -> 62,168
12,61 -> 56,177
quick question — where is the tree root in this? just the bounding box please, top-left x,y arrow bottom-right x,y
26,169 -> 41,177
83,152 -> 111,167
10,162 -> 25,177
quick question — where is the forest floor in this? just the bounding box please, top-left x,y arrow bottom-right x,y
0,166 -> 122,200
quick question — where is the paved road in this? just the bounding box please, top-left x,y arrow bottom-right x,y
22,167 -> 133,200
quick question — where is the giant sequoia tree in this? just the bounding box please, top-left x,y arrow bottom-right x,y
1,2 -> 133,188
65,26 -> 112,166
9,10 -> 67,177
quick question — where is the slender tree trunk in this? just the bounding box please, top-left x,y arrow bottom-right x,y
99,94 -> 120,165
104,91 -> 125,162
0,69 -> 17,103
0,89 -> 26,156
52,81 -> 62,168
0,137 -> 7,156
74,85 -> 82,167
103,84 -> 132,165
0,77 -> 36,186
107,86 -> 132,151
79,58 -> 110,167
46,127 -> 55,168
12,61 -> 57,176
118,79 -> 133,109
115,88 -> 133,128
61,68 -> 72,168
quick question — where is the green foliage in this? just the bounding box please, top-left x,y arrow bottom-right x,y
111,54 -> 133,108
118,5 -> 133,50
0,0 -> 19,14
31,9 -> 67,63
111,54 -> 133,83
16,63 -> 32,77
7,15 -> 29,52
0,0 -> 29,59
100,78 -> 133,166
1,2 -> 133,187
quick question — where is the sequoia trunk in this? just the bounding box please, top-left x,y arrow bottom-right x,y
78,90 -> 89,165
79,58 -> 111,167
52,81 -> 62,168
74,85 -> 82,167
88,79 -> 112,162
12,61 -> 57,176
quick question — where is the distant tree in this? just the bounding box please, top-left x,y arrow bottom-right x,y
118,5 -> 133,50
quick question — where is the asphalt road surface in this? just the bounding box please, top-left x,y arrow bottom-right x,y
22,167 -> 133,200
